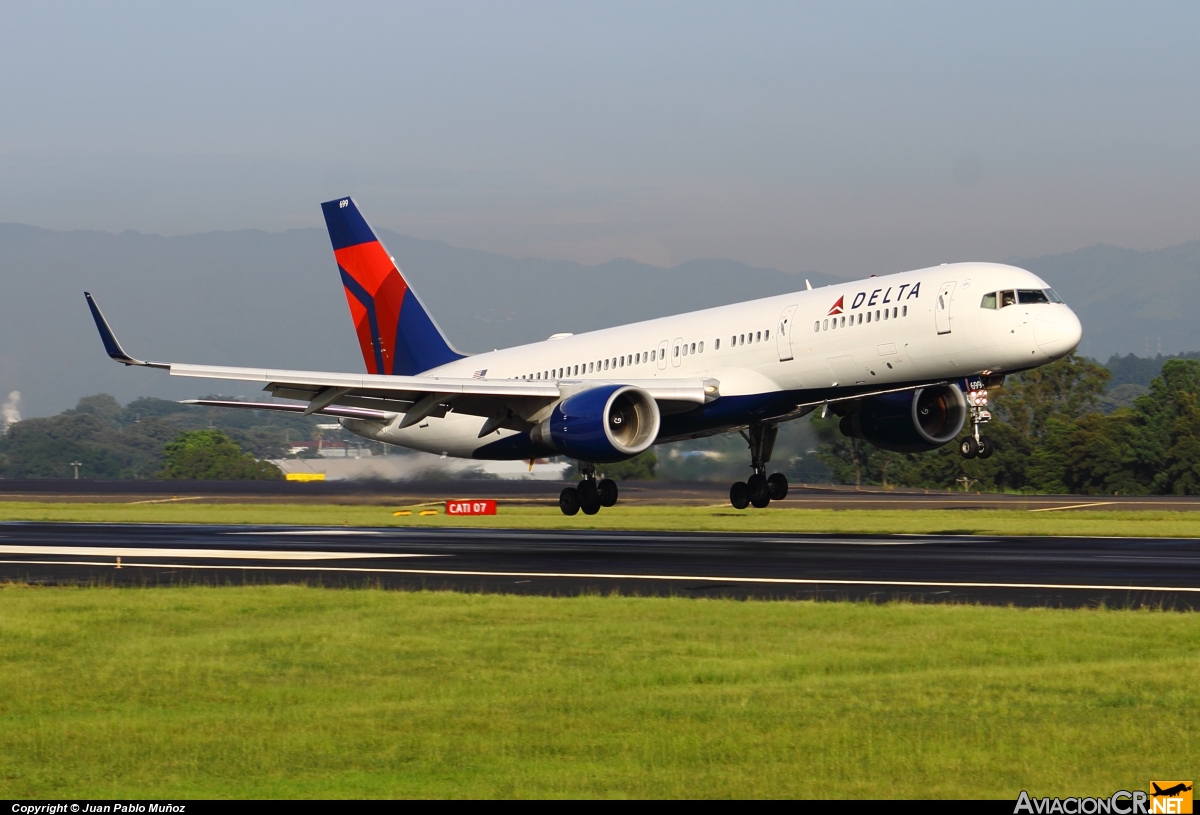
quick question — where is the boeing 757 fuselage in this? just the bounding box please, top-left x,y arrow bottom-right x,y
86,196 -> 1082,515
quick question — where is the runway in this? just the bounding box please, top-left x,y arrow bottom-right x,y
2,522 -> 1199,608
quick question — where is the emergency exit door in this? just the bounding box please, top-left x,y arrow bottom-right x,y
935,281 -> 956,335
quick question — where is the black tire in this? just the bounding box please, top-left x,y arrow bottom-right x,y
960,437 -> 979,459
579,490 -> 602,515
729,481 -> 750,510
559,487 -> 580,516
767,472 -> 789,501
978,436 -> 995,459
598,478 -> 618,507
578,480 -> 602,515
748,473 -> 771,508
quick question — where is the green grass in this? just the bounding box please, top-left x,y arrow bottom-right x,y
2,500 -> 1200,537
0,585 -> 1196,798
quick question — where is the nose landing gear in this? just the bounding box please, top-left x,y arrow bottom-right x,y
559,463 -> 619,515
729,422 -> 789,509
959,386 -> 995,460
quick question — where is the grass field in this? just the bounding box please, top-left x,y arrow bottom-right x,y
2,500 -> 1200,537
0,585 -> 1195,798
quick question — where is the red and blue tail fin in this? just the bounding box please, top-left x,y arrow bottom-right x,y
321,196 -> 464,376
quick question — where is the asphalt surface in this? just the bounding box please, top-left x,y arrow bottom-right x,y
2,522 -> 1198,609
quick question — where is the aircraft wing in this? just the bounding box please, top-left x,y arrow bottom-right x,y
86,293 -> 718,429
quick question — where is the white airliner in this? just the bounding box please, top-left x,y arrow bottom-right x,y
86,196 -> 1082,515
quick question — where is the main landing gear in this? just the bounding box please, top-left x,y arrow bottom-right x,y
729,422 -> 789,510
959,386 -> 995,460
559,463 -> 618,516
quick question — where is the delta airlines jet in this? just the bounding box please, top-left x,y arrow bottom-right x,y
86,197 -> 1082,515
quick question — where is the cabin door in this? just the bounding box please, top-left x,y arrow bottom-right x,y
935,281 -> 956,335
777,304 -> 798,361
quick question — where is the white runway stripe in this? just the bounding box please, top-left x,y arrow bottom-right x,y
227,530 -> 386,536
0,559 -> 1196,593
0,546 -> 437,561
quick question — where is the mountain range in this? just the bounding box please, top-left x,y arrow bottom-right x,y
1,222 -> 1197,418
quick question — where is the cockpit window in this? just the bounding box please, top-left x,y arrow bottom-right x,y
1046,288 -> 1064,304
1001,290 -> 1017,308
980,292 -> 997,309
1018,289 -> 1050,305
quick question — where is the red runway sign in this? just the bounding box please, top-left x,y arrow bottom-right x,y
446,500 -> 497,516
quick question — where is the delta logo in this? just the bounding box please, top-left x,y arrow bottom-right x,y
829,282 -> 922,316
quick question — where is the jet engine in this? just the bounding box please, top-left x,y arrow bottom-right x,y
530,384 -> 660,463
839,384 -> 967,453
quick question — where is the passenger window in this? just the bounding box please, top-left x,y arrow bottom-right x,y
1018,289 -> 1050,304
589,362 -> 594,373
755,331 -> 761,343
981,292 -> 997,309
822,319 -> 828,330
1001,290 -> 1016,308
650,351 -> 655,362
698,341 -> 704,353
815,322 -> 820,332
739,334 -> 744,345
875,310 -> 880,321
764,329 -> 769,340
902,306 -> 907,317
674,346 -> 679,357
892,307 -> 897,318
681,345 -> 687,357
841,316 -> 846,327
690,342 -> 696,354
866,312 -> 871,323
715,338 -> 720,349
883,309 -> 888,321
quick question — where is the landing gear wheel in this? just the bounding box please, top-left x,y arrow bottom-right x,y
558,487 -> 580,516
747,473 -> 771,508
598,478 -> 618,507
767,473 -> 789,501
959,437 -> 979,459
578,480 -> 602,515
977,436 -> 995,459
730,481 -> 750,510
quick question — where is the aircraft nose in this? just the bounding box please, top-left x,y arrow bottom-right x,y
1034,307 -> 1082,358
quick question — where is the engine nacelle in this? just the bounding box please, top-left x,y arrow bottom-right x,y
840,383 -> 967,453
530,384 -> 660,463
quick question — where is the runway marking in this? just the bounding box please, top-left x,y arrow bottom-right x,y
227,530 -> 386,536
0,546 -> 437,561
1,559 -> 1197,594
1028,502 -> 1118,513
127,496 -> 205,505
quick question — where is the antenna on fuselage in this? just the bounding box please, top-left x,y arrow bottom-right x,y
805,279 -> 812,291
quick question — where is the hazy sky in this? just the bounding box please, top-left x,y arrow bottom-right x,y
2,1 -> 1199,277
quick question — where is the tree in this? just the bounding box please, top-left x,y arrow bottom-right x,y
586,450 -> 657,481
158,430 -> 283,480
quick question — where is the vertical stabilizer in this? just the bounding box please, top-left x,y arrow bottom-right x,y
321,197 -> 464,376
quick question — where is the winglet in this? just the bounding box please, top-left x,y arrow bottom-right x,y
84,292 -> 167,368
